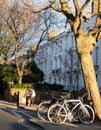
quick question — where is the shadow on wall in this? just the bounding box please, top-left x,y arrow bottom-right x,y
4,89 -> 18,102
4,88 -> 26,104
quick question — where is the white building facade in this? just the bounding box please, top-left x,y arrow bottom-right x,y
35,0 -> 101,91
35,30 -> 101,91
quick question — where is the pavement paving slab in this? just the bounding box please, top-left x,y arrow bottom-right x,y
29,118 -> 101,130
0,100 -> 101,130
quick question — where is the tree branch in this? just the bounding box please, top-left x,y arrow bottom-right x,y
59,0 -> 75,21
22,0 -> 62,14
73,0 -> 80,15
89,13 -> 101,40
81,0 -> 91,12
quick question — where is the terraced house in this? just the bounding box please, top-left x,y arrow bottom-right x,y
35,0 -> 101,91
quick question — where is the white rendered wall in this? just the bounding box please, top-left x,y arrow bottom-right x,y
35,31 -> 101,91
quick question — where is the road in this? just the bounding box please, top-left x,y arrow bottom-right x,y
0,103 -> 101,130
0,108 -> 29,130
0,106 -> 43,130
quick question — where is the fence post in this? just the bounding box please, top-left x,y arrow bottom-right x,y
17,91 -> 19,106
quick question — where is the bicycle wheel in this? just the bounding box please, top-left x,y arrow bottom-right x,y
48,103 -> 67,124
78,104 -> 95,124
37,101 -> 50,121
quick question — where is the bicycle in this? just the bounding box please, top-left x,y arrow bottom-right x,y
48,97 -> 95,125
37,92 -> 76,121
37,93 -> 59,121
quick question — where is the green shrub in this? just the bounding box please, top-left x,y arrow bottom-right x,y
12,83 -> 33,89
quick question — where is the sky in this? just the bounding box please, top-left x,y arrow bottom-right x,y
47,0 -> 94,33
6,0 -> 94,42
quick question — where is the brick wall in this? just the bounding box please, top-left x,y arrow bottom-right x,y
4,88 -> 26,105
4,89 -> 64,105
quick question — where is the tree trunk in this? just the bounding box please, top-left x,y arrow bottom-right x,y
80,53 -> 101,119
76,34 -> 101,119
18,76 -> 22,85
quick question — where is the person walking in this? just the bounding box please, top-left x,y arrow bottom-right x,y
31,87 -> 36,105
24,87 -> 32,106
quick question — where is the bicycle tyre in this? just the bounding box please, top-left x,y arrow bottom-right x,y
78,104 -> 95,124
37,101 -> 50,121
48,103 -> 67,124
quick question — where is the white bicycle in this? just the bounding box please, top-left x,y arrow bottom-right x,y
48,98 -> 95,125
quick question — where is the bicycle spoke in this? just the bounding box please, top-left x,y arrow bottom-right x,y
78,105 -> 95,124
48,104 -> 67,124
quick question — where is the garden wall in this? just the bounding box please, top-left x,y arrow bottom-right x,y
4,88 -> 26,105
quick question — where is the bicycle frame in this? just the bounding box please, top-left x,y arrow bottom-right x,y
61,99 -> 85,121
48,97 -> 95,124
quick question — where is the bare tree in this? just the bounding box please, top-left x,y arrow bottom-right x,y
1,0 -> 58,85
22,0 -> 101,119
0,0 -> 7,16
0,27 -> 14,64
63,48 -> 81,91
0,0 -> 12,64
1,1 -> 39,84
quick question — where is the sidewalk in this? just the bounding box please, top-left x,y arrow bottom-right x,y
0,100 -> 37,111
0,100 -> 18,109
29,118 -> 101,130
0,100 -> 101,130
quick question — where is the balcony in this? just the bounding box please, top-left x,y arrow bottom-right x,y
52,69 -> 61,74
